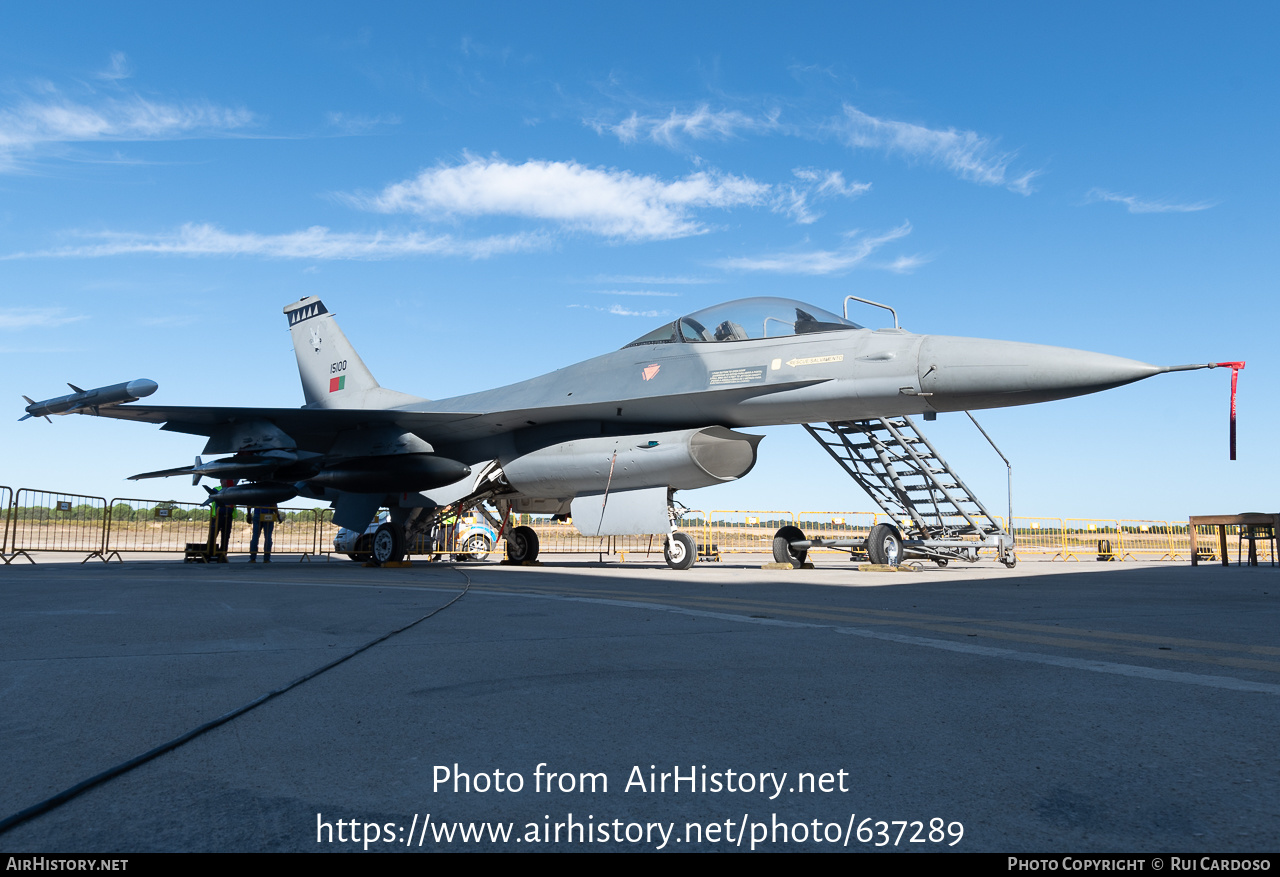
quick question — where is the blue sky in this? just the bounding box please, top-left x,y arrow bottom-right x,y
1,2 -> 1275,521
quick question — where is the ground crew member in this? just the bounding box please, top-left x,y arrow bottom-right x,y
213,479 -> 236,561
249,504 -> 279,563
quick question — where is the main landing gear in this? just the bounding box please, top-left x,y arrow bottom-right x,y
505,525 -> 540,563
371,522 -> 405,565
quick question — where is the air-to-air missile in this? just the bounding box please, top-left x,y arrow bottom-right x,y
21,379 -> 158,421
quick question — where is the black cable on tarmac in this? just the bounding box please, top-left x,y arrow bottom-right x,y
0,567 -> 471,837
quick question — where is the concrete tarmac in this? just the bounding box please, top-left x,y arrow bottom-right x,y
0,554 -> 1276,852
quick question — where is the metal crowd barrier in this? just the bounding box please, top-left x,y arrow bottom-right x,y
1011,517 -> 1068,560
1060,519 -> 1123,562
706,510 -> 796,555
1117,520 -> 1180,561
103,498 -> 214,558
6,489 -> 110,563
1186,522 -> 1273,565
512,516 -> 648,556
0,486 -> 12,561
232,506 -> 322,559
99,501 -> 323,560
0,482 -> 1262,567
200,505 -> 323,560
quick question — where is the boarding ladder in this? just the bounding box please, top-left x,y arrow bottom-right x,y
803,416 -> 1015,565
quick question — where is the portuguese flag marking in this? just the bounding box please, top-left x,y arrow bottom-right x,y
329,375 -> 345,392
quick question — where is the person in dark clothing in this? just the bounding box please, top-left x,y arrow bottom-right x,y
214,479 -> 236,561
249,504 -> 278,563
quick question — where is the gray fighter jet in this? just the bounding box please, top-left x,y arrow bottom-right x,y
21,295 -> 1218,568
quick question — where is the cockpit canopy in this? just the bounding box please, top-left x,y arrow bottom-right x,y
625,297 -> 863,348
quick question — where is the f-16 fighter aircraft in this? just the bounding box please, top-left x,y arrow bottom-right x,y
21,295 -> 1222,569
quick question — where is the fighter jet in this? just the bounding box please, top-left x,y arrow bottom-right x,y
20,295 -> 1220,568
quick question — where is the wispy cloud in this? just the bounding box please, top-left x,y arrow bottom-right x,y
883,254 -> 930,273
592,274 -> 717,285
345,156 -> 867,239
0,307 -> 87,330
0,55 -> 255,171
325,112 -> 401,135
716,222 -> 913,275
590,289 -> 680,297
1085,188 -> 1216,214
835,106 -> 1037,194
588,104 -> 781,147
590,101 -> 1040,195
95,52 -> 132,82
4,223 -> 547,261
344,155 -> 843,240
569,303 -> 671,318
778,167 -> 871,223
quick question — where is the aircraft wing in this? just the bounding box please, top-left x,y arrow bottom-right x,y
81,403 -> 483,450
83,377 -> 827,441
83,404 -> 478,430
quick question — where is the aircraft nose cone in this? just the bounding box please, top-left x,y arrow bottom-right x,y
919,336 -> 1162,411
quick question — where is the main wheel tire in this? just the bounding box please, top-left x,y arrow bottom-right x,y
506,526 -> 540,563
771,525 -> 807,566
664,531 -> 696,570
371,523 -> 405,565
867,523 -> 903,566
455,534 -> 492,562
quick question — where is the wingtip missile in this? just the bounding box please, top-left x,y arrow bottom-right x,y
21,379 -> 158,421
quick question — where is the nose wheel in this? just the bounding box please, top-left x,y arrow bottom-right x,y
664,531 -> 696,570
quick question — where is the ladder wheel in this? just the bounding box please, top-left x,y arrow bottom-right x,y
1002,554 -> 1018,569
933,557 -> 949,567
867,524 -> 903,566
771,525 -> 807,566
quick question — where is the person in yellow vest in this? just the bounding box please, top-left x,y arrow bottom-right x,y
249,504 -> 279,563
431,505 -> 458,561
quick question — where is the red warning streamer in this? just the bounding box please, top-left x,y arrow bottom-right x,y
1215,362 -> 1245,460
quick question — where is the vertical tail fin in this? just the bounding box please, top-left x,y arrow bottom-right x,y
283,297 -> 423,409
